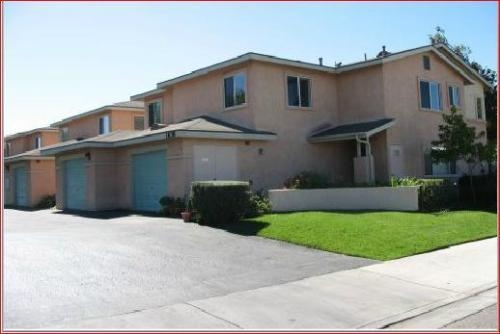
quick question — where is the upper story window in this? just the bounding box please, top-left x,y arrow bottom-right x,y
134,116 -> 145,130
224,73 -> 246,108
448,85 -> 461,108
423,55 -> 431,70
34,136 -> 42,149
60,127 -> 69,142
4,142 -> 11,157
476,97 -> 484,120
148,101 -> 162,127
419,80 -> 442,111
99,115 -> 110,135
287,76 -> 311,108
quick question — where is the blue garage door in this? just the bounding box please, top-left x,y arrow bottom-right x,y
14,166 -> 28,206
64,158 -> 87,210
132,150 -> 167,212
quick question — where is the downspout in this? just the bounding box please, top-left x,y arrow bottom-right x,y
355,135 -> 374,184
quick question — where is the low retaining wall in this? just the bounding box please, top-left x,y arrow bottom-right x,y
269,186 -> 419,212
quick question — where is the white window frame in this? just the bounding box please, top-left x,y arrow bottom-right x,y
447,84 -> 461,108
475,96 -> 484,120
34,136 -> 42,149
147,100 -> 163,127
99,114 -> 111,135
419,79 -> 442,112
223,72 -> 247,110
286,75 -> 312,109
60,127 -> 69,141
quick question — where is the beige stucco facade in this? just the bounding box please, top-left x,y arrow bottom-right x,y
47,46 -> 490,212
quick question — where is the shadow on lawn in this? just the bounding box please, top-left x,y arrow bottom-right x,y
204,219 -> 270,236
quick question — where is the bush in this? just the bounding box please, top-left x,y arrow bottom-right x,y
458,173 -> 496,210
159,196 -> 185,217
390,177 -> 458,211
245,191 -> 272,218
36,194 -> 56,209
191,181 -> 250,225
284,171 -> 331,189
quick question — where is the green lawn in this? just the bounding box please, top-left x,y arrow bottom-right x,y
245,211 -> 497,260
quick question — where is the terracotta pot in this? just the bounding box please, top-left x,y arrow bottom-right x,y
180,211 -> 192,222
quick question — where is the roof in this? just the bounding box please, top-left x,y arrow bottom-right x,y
51,101 -> 145,127
4,127 -> 59,141
309,118 -> 395,143
4,149 -> 54,163
132,43 -> 488,101
40,116 -> 277,155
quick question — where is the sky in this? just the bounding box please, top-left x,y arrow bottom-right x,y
3,1 -> 498,135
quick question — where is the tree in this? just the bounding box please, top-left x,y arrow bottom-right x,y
428,26 -> 497,142
431,107 -> 491,205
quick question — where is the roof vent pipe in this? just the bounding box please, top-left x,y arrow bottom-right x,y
319,57 -> 323,66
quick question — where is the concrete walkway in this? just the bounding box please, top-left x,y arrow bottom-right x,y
54,237 -> 497,330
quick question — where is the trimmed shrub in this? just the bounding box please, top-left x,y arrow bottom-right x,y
191,181 -> 250,225
391,177 -> 458,211
159,196 -> 185,217
284,171 -> 331,189
36,194 -> 56,209
245,191 -> 272,218
458,173 -> 496,210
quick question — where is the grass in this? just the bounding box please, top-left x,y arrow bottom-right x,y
242,211 -> 497,260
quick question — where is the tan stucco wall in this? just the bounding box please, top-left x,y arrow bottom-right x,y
4,159 -> 55,207
381,51 -> 487,177
60,108 -> 145,141
5,130 -> 59,156
29,159 -> 56,206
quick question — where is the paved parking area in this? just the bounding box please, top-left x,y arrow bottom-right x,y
4,209 -> 376,329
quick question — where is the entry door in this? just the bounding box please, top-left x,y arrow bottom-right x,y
389,145 -> 404,177
193,145 -> 237,181
14,166 -> 28,206
65,158 -> 87,210
132,150 -> 167,212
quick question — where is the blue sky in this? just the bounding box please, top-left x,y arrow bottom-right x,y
3,2 -> 498,135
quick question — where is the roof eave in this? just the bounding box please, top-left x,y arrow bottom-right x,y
173,130 -> 277,141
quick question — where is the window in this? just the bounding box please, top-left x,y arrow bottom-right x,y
476,97 -> 483,120
34,136 -> 42,149
99,115 -> 110,135
424,150 -> 456,175
60,127 -> 69,141
423,55 -> 431,70
419,80 -> 442,111
148,101 -> 162,127
134,116 -> 145,130
224,73 -> 246,108
5,142 -> 11,157
287,76 -> 311,107
448,85 -> 460,108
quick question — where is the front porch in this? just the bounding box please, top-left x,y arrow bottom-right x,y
309,118 -> 395,184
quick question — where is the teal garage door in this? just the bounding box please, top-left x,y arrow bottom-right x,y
14,166 -> 28,206
64,158 -> 87,210
132,150 -> 167,212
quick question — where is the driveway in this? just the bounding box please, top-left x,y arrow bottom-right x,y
4,209 -> 376,329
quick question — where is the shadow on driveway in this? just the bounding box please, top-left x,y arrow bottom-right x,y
199,219 -> 270,236
52,209 -> 163,220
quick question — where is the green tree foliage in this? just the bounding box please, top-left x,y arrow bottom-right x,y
431,107 -> 494,205
428,27 -> 497,141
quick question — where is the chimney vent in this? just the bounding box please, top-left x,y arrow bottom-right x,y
318,57 -> 323,66
376,45 -> 391,58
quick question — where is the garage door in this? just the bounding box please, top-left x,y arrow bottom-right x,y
132,150 -> 167,212
14,166 -> 28,206
193,145 -> 237,181
64,158 -> 87,210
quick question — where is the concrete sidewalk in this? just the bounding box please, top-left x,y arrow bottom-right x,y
53,237 -> 497,330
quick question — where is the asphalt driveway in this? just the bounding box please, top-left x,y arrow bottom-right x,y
4,208 -> 377,329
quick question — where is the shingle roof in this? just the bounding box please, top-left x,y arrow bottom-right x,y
310,118 -> 395,142
4,127 -> 59,140
51,101 -> 145,127
4,149 -> 54,162
40,116 -> 276,155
